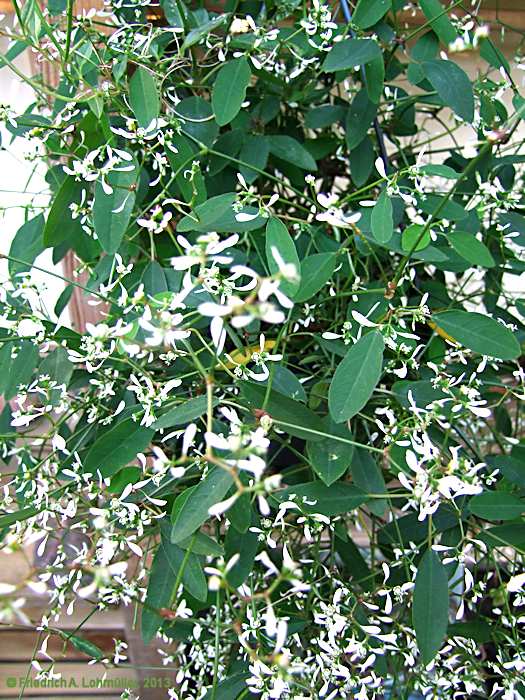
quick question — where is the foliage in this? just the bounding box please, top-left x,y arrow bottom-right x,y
1,0 -> 525,698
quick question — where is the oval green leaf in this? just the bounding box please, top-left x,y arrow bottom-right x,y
402,223 -> 430,252
272,481 -> 368,516
43,176 -> 84,247
307,418 -> 354,486
422,59 -> 474,122
371,190 -> 393,244
93,157 -> 138,254
268,135 -> 317,171
153,395 -> 216,430
83,417 -> 154,477
448,231 -> 495,268
129,66 -> 160,128
293,252 -> 336,303
470,492 -> 524,521
9,214 -> 45,276
265,217 -> 301,297
413,549 -> 449,665
212,57 -> 251,126
432,310 -> 520,360
353,0 -> 391,29
171,467 -> 234,543
322,39 -> 382,72
240,382 -> 324,442
420,0 -> 458,45
328,330 -> 385,423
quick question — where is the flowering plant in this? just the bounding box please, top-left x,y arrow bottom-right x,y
1,0 -> 525,698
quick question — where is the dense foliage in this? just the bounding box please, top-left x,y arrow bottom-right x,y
1,0 -> 525,698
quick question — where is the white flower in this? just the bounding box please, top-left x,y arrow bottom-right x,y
208,492 -> 239,517
507,573 -> 525,592
18,318 -> 44,337
375,156 -> 387,179
316,201 -> 361,228
171,233 -> 239,270
269,246 -> 299,282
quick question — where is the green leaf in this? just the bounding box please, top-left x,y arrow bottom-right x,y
108,467 -> 141,495
166,133 -> 205,204
448,231 -> 495,268
419,0 -> 458,45
171,467 -> 234,543
413,549 -> 449,665
402,223 -> 430,252
239,134 -> 270,184
208,129 -> 243,176
492,455 -> 525,487
141,541 -> 175,644
176,531 -> 224,557
142,261 -> 168,296
307,418 -> 354,485
154,395 -> 215,430
480,39 -> 510,74
293,253 -> 336,303
469,492 -> 524,521
411,30 -> 439,62
212,57 -> 251,126
371,190 -> 393,244
334,525 -> 373,588
304,105 -> 346,129
353,0 -> 391,28
420,164 -> 460,179
200,673 -> 250,700
272,481 -> 368,516
9,214 -> 45,277
54,285 -> 74,317
62,633 -> 104,660
265,366 -> 306,402
322,39 -> 381,72
129,67 -> 160,128
93,157 -> 138,254
349,136 -> 374,187
43,176 -> 84,247
160,0 -> 184,28
161,533 -> 208,602
351,448 -> 387,516
345,89 -> 378,150
48,0 -> 67,12
225,526 -> 258,588
265,217 -> 301,296
268,135 -> 317,171
181,15 -> 227,50
479,524 -> 525,550
177,193 -> 264,233
0,505 -> 39,529
83,417 -> 154,477
364,54 -> 385,104
432,310 -> 520,360
328,331 -> 384,423
3,341 -> 39,400
418,194 -> 467,221
39,347 -> 74,386
178,96 -> 218,147
240,382 -> 324,442
422,59 -> 474,122
448,620 -> 493,644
